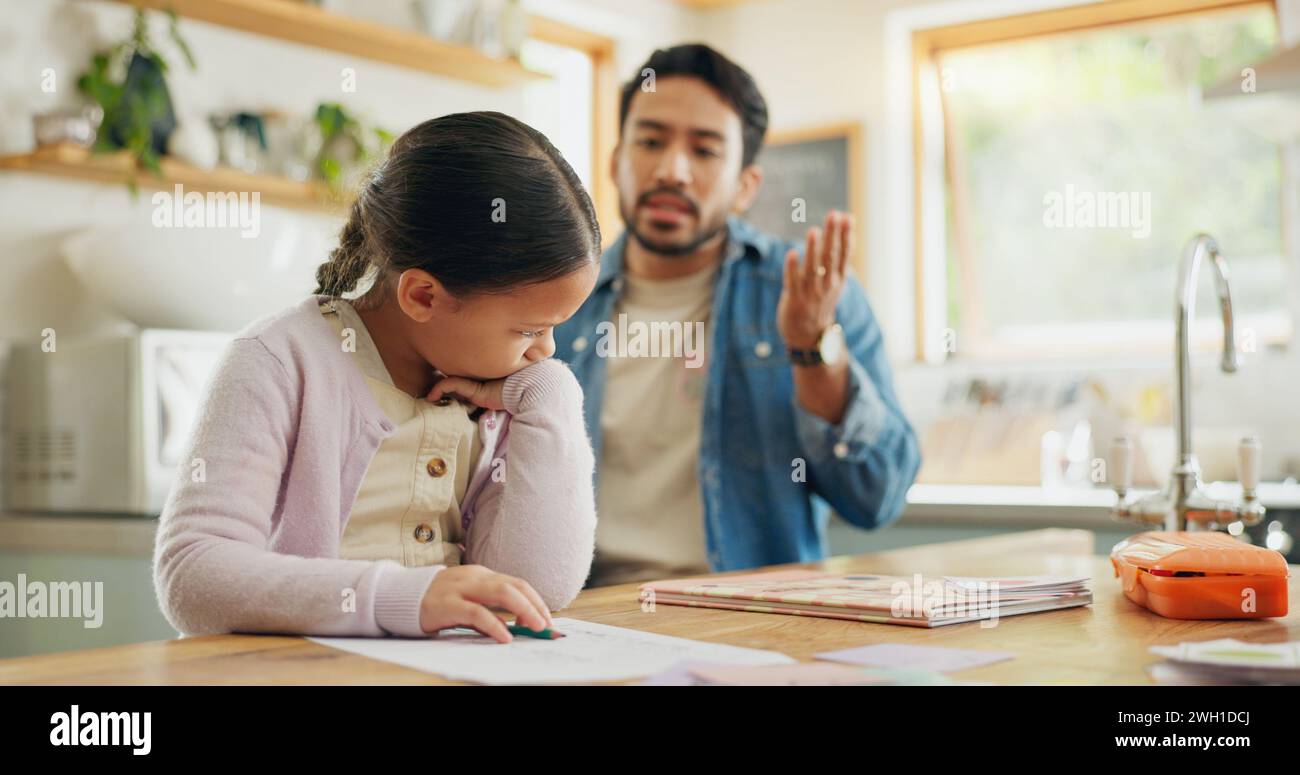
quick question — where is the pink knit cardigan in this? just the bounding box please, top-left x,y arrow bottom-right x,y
153,295 -> 597,638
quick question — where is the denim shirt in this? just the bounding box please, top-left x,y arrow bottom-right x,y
554,216 -> 921,574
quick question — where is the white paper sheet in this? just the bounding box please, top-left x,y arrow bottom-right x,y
307,617 -> 795,684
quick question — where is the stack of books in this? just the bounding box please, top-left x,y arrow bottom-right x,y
639,569 -> 1091,627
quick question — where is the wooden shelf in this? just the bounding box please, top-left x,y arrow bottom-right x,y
111,0 -> 548,88
0,143 -> 343,213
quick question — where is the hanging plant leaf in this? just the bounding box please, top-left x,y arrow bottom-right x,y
74,8 -> 197,178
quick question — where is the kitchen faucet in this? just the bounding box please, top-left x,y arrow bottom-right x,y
1110,234 -> 1266,532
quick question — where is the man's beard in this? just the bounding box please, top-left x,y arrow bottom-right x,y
621,197 -> 728,257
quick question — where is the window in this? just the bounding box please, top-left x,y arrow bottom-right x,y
527,18 -> 620,247
914,0 -> 1290,361
520,40 -> 594,187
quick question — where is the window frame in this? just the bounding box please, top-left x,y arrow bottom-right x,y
528,17 -> 621,248
910,0 -> 1285,363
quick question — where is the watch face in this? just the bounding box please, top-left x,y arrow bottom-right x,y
819,324 -> 845,365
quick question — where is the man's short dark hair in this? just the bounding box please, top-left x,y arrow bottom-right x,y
619,43 -> 769,169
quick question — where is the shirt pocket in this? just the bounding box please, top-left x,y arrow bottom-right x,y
722,325 -> 793,471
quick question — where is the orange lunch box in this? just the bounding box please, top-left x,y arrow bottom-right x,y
1110,531 -> 1289,619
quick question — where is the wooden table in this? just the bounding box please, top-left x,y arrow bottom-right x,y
2,529 -> 1296,685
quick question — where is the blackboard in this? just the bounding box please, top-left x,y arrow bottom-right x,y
744,124 -> 861,263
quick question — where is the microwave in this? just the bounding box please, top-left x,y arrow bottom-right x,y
5,329 -> 231,514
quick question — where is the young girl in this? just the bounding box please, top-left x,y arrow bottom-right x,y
153,112 -> 600,643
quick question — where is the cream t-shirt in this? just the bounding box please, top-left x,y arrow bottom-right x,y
590,264 -> 717,586
320,299 -> 481,568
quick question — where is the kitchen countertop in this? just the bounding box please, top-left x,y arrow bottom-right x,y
1,528 -> 1294,685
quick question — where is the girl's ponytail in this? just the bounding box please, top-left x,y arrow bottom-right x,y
314,198 -> 371,297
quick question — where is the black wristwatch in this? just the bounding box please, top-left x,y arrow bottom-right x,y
787,323 -> 845,366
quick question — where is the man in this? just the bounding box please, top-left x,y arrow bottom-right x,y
554,43 -> 920,586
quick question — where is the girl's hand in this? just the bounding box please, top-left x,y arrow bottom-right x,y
427,375 -> 506,411
419,564 -> 553,642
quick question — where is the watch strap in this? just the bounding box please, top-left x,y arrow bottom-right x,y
787,346 -> 824,366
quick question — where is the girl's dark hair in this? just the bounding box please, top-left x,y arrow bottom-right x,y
314,111 -> 600,301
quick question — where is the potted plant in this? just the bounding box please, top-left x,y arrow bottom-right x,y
76,8 -> 196,175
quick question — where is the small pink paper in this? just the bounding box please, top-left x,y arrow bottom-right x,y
815,643 -> 1013,673
639,662 -> 732,686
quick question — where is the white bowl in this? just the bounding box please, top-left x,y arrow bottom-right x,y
62,213 -> 336,331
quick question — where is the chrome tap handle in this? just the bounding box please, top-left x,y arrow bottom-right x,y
1238,436 -> 1260,497
1110,435 -> 1133,498
1201,436 -> 1265,531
